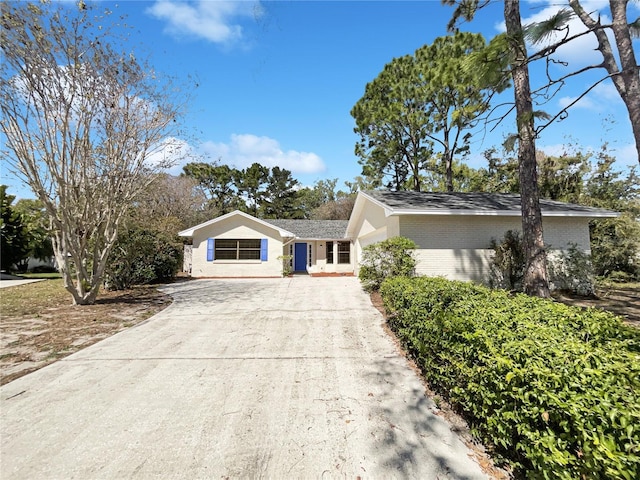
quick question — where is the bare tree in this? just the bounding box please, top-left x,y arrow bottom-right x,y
526,0 -> 640,164
1,1 -> 191,304
129,174 -> 212,234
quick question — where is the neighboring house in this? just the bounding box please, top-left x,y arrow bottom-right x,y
178,210 -> 353,277
346,190 -> 618,282
179,191 -> 617,282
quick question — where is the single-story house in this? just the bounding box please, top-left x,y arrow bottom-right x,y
179,190 -> 617,282
178,210 -> 352,277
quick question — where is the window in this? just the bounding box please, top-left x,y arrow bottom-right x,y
308,244 -> 312,267
326,241 -> 349,264
338,241 -> 350,264
214,239 -> 262,260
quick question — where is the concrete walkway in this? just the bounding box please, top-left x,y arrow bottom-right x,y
0,273 -> 44,288
1,277 -> 487,479
0,279 -> 44,289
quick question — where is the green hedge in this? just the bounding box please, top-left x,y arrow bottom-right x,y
380,276 -> 640,479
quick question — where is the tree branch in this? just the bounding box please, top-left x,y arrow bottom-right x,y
534,74 -> 613,136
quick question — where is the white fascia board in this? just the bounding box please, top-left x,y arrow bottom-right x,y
387,209 -> 619,218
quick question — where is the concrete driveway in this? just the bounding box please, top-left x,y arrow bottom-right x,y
1,277 -> 487,479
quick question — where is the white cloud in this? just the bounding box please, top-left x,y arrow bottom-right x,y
613,142 -> 639,168
591,82 -> 622,103
146,1 -> 262,44
497,1 -> 616,66
201,134 -> 326,174
558,94 -> 598,110
557,80 -> 622,111
537,143 -> 576,157
146,137 -> 195,171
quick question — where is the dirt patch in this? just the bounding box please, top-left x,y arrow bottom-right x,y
1,283 -> 173,385
553,286 -> 639,327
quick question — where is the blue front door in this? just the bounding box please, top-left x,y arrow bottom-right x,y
294,242 -> 307,272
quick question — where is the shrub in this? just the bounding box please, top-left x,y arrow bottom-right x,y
380,276 -> 640,479
491,231 -> 597,296
590,214 -> 640,281
489,230 -> 525,290
105,228 -> 182,290
277,254 -> 293,277
548,243 -> 596,296
358,236 -> 417,292
30,265 -> 58,274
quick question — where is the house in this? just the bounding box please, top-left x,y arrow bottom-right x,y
179,191 -> 617,281
178,210 -> 353,277
346,190 -> 618,282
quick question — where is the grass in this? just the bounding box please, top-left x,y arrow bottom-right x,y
17,272 -> 62,279
597,279 -> 640,290
0,278 -> 70,316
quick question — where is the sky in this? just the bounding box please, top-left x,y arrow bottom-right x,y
2,0 -> 639,199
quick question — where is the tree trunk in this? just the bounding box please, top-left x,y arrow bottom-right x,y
504,0 -> 550,298
609,0 -> 640,164
444,131 -> 454,192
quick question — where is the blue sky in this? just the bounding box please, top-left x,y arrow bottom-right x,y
3,0 -> 639,199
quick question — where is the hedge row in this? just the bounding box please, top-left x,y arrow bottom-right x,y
380,276 -> 640,479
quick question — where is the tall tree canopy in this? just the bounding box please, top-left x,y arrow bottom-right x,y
0,185 -> 29,272
182,162 -> 241,215
182,161 -> 304,219
352,32 -> 501,192
0,1 -> 190,304
13,198 -> 54,272
261,167 -> 303,219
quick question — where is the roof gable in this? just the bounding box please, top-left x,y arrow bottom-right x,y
178,210 -> 295,237
179,211 -> 348,239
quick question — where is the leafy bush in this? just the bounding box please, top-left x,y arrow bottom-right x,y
381,276 -> 640,479
606,270 -> 637,283
31,265 -> 58,274
105,228 -> 182,290
1,185 -> 29,271
590,214 -> 640,281
489,230 -> 525,290
548,243 -> 596,296
491,231 -> 598,296
277,254 -> 293,277
358,236 -> 416,292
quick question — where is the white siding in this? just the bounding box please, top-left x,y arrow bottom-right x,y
398,215 -> 592,283
544,217 -> 591,251
191,215 -> 283,277
350,200 -> 399,274
306,240 -> 354,274
399,215 -> 591,250
412,249 -> 493,282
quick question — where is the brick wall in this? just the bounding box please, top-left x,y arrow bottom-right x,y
398,214 -> 592,283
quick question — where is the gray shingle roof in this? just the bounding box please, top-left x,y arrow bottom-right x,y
364,190 -> 618,217
267,219 -> 348,239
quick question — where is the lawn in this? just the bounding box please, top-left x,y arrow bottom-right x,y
0,279 -> 173,385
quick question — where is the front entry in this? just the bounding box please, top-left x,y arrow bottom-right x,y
294,242 -> 307,272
